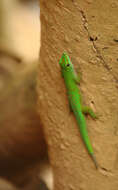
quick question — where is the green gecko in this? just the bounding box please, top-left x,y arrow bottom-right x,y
59,52 -> 98,169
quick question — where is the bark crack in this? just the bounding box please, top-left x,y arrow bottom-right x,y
99,167 -> 114,176
78,8 -> 118,83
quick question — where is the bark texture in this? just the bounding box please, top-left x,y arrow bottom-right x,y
39,0 -> 118,190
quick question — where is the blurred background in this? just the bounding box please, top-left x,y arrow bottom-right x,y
0,1 -> 53,190
0,0 -> 40,63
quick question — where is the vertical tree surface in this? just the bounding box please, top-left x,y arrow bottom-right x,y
39,0 -> 118,189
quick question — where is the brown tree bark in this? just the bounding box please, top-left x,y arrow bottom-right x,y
39,0 -> 118,190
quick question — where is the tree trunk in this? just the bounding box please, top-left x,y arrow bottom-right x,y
39,0 -> 118,190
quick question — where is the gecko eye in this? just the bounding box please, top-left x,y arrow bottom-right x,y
66,64 -> 70,67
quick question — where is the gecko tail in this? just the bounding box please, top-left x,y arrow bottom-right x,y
91,154 -> 99,169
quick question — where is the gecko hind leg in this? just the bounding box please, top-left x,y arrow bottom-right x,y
82,106 -> 98,119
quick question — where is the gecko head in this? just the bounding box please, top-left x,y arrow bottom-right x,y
59,52 -> 73,71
